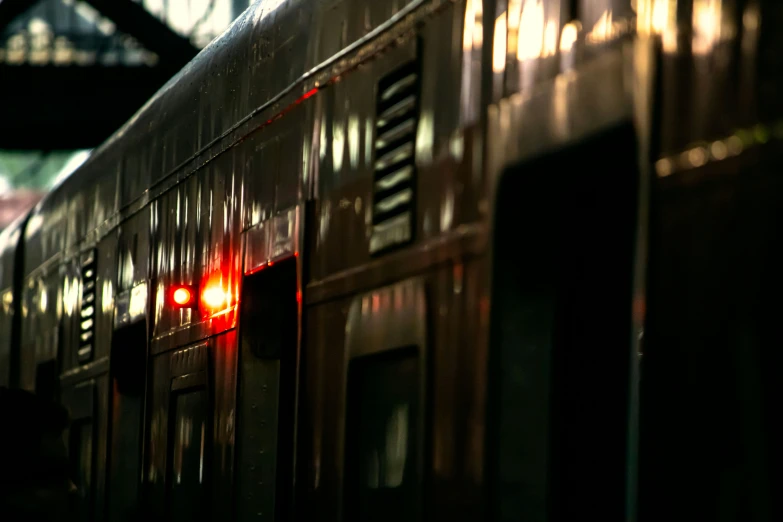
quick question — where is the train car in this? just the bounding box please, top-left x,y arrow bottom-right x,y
0,0 -> 781,521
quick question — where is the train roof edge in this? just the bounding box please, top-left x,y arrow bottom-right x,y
21,0 -> 315,276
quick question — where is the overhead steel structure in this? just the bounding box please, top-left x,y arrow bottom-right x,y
0,0 -> 247,150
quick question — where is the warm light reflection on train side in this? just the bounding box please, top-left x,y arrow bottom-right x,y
493,13 -> 507,74
559,22 -> 579,53
517,0 -> 545,61
201,285 -> 228,310
692,0 -> 725,55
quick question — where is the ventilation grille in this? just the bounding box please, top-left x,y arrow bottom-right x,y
370,61 -> 420,255
78,249 -> 97,363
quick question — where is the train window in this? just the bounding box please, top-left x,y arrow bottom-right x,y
63,381 -> 96,521
235,256 -> 298,521
69,419 -> 94,521
344,348 -> 420,522
342,279 -> 427,522
487,122 -> 639,521
62,380 -> 97,521
167,388 -> 209,522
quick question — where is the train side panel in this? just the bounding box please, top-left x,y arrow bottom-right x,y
0,218 -> 26,387
298,2 -> 490,522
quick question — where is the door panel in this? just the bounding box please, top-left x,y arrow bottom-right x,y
107,319 -> 147,522
235,256 -> 299,522
487,122 -> 640,522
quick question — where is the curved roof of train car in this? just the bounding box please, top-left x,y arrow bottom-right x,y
22,0 -> 425,276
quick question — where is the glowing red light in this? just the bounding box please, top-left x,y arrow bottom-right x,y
173,287 -> 192,305
301,88 -> 318,100
202,285 -> 228,309
168,284 -> 198,309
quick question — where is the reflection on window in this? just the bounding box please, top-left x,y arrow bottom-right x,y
365,403 -> 409,488
69,419 -> 93,519
345,349 -> 419,522
168,390 -> 208,522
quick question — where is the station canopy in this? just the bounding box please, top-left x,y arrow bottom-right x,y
0,0 -> 251,229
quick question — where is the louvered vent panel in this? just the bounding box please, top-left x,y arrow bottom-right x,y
370,61 -> 420,255
78,249 -> 97,363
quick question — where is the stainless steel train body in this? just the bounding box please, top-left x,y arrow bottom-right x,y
1,0 -> 781,521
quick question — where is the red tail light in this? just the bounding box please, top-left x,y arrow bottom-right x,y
168,284 -> 198,309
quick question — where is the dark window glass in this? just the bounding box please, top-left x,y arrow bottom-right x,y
69,420 -> 94,521
344,348 -> 420,522
167,390 -> 208,522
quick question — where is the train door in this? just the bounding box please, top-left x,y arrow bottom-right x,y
235,255 -> 299,522
342,279 -> 427,522
106,292 -> 148,522
487,122 -> 641,521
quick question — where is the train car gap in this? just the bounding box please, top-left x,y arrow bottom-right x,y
34,358 -> 59,402
107,319 -> 147,522
639,154 -> 783,522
